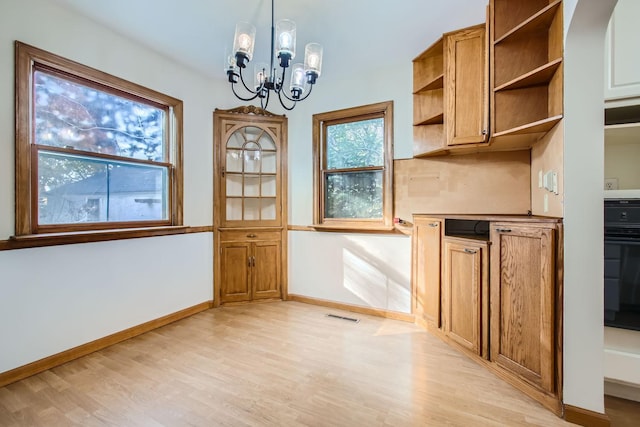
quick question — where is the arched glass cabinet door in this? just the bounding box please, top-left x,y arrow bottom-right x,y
223,125 -> 279,225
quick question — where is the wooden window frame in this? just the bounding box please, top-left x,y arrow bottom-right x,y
312,101 -> 394,231
14,41 -> 183,238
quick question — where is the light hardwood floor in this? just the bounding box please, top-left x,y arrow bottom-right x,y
0,301 -> 576,426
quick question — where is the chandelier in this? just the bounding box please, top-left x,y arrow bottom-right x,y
225,0 -> 323,111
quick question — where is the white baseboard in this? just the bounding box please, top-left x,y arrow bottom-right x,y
604,379 -> 640,402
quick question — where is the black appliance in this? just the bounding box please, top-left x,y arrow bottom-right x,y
604,199 -> 640,331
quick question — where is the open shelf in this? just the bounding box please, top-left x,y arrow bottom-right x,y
490,0 -> 563,149
494,0 -> 562,45
414,74 -> 444,94
494,58 -> 562,92
414,113 -> 444,126
493,115 -> 563,138
413,124 -> 445,157
413,38 -> 444,93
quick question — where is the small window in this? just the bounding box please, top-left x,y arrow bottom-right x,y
313,101 -> 393,230
15,42 -> 183,235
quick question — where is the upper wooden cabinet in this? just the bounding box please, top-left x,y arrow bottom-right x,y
445,25 -> 489,148
413,24 -> 488,157
489,0 -> 563,149
412,0 -> 564,156
213,106 -> 287,228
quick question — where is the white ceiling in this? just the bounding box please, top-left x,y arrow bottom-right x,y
49,0 -> 488,83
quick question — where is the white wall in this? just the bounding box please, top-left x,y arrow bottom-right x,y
0,233 -> 212,373
289,232 -> 411,312
605,140 -> 640,189
563,0 -> 618,413
0,0 -> 229,373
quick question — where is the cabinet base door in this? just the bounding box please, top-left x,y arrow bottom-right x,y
443,238 -> 487,356
253,240 -> 281,300
414,218 -> 442,327
490,224 -> 555,393
220,243 -> 251,303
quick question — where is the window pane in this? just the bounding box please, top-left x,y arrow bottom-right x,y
262,198 -> 276,220
38,151 -> 168,225
34,70 -> 165,162
324,170 -> 383,219
226,198 -> 242,220
226,149 -> 243,172
326,118 -> 384,169
226,174 -> 242,197
244,198 -> 260,220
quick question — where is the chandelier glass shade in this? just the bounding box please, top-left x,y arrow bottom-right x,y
226,0 -> 323,111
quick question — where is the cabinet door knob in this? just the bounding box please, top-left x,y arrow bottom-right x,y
496,228 -> 512,233
428,223 -> 439,227
247,234 -> 257,238
464,248 -> 477,254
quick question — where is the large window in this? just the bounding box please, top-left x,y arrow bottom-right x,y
15,42 -> 183,235
313,101 -> 393,230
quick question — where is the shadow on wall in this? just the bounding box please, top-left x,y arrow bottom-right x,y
340,235 -> 411,312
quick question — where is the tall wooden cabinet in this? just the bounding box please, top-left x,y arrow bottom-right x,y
213,106 -> 287,306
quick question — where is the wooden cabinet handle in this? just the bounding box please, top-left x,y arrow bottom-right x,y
252,256 -> 256,267
428,223 -> 439,227
464,248 -> 477,254
247,234 -> 257,238
495,228 -> 512,233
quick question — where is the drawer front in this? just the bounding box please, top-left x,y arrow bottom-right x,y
219,230 -> 282,242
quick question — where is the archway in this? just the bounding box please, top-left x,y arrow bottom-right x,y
563,0 -> 617,414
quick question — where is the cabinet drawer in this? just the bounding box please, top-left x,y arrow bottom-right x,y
219,230 -> 281,242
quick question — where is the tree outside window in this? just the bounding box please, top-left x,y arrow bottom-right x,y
313,101 -> 393,230
15,41 -> 183,235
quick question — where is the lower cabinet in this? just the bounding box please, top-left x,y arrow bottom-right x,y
412,215 -> 562,414
490,223 -> 557,394
412,217 -> 443,327
218,230 -> 282,304
442,237 -> 488,358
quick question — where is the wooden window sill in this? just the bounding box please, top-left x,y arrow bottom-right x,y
310,224 -> 399,234
0,226 -> 212,251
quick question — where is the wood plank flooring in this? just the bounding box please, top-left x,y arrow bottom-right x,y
0,301 -> 577,426
604,395 -> 640,427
